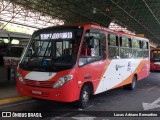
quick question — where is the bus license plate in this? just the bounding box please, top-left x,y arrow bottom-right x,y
32,90 -> 42,95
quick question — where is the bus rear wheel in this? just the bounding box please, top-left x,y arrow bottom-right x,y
77,85 -> 90,108
123,76 -> 137,90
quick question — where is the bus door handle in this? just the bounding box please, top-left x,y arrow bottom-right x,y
84,74 -> 91,79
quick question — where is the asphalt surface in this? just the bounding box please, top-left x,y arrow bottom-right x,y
0,71 -> 160,120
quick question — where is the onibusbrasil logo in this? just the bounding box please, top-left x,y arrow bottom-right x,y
1,112 -> 42,118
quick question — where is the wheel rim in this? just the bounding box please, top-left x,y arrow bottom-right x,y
82,90 -> 89,103
132,79 -> 136,88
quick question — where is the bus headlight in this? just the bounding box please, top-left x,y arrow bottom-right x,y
53,75 -> 73,88
17,73 -> 25,84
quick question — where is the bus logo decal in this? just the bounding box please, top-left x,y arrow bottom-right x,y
36,81 -> 40,86
49,72 -> 53,76
42,60 -> 48,66
127,61 -> 131,71
115,64 -> 125,71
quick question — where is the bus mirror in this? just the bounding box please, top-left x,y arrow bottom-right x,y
84,36 -> 94,48
89,37 -> 94,48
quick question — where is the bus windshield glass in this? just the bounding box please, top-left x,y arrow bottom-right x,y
150,50 -> 160,61
19,26 -> 83,72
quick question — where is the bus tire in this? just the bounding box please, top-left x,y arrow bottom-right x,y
77,85 -> 90,108
124,76 -> 137,90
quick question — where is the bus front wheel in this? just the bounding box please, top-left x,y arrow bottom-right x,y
77,85 -> 90,108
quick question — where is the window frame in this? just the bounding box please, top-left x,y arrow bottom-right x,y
108,34 -> 148,59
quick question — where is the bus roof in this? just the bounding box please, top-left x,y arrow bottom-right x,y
33,22 -> 149,41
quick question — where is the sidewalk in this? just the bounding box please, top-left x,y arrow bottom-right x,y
0,81 -> 21,100
0,67 -> 20,100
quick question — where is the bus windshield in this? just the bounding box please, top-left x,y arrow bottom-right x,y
19,26 -> 83,72
150,50 -> 160,61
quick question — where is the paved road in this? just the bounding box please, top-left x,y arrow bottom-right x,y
0,72 -> 160,120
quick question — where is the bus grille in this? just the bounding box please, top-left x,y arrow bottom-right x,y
25,79 -> 55,88
156,66 -> 160,69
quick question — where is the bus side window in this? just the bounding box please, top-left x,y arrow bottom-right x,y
79,31 -> 106,66
108,34 -> 119,59
142,41 -> 149,58
132,39 -> 142,58
120,36 -> 132,58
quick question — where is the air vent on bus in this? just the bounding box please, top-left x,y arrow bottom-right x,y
25,79 -> 55,88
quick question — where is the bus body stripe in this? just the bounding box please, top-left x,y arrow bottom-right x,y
95,58 -> 145,94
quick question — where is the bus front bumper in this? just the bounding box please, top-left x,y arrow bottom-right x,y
17,83 -> 76,102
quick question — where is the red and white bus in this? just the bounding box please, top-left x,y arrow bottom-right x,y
16,23 -> 150,108
150,47 -> 160,71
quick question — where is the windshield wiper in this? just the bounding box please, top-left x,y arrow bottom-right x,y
56,47 -> 62,56
41,32 -> 54,66
26,46 -> 41,65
